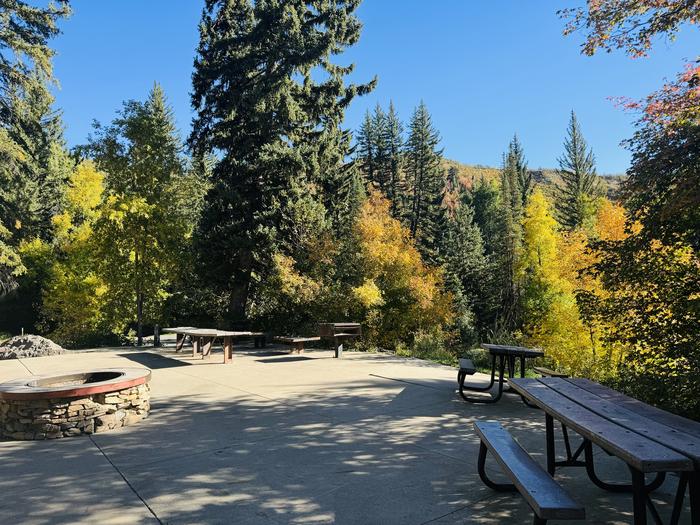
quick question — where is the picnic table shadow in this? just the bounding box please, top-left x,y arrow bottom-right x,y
117,351 -> 191,369
0,370 -> 686,524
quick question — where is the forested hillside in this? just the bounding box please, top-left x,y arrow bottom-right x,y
441,158 -> 623,197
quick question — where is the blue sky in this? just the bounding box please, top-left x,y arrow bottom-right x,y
52,1 -> 698,174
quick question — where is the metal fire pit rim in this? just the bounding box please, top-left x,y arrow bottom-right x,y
0,368 -> 151,400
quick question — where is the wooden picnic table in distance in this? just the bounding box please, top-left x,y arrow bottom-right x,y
318,322 -> 362,358
458,344 -> 543,404
161,326 -> 197,351
510,377 -> 700,525
163,328 -> 253,364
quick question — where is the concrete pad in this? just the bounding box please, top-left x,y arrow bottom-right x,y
0,348 -> 694,524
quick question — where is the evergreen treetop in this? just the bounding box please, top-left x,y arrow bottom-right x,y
556,111 -> 602,230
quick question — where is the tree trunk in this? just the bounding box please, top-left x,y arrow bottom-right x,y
227,250 -> 253,328
137,290 -> 143,346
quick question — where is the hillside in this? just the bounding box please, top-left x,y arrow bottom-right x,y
442,158 -> 624,198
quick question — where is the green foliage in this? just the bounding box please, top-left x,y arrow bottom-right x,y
440,197 -> 486,345
0,222 -> 24,295
88,85 -> 204,343
405,101 -> 444,258
355,101 -> 405,217
396,328 -> 455,366
189,0 -> 374,323
0,1 -> 70,300
579,233 -> 700,418
624,105 -> 700,250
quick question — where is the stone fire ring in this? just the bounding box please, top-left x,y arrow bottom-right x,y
0,368 -> 151,440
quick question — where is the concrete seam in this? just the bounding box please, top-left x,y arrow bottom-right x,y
89,435 -> 164,525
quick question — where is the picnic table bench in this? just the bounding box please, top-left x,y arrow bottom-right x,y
533,366 -> 568,378
474,421 -> 584,524
273,336 -> 321,354
509,377 -> 700,525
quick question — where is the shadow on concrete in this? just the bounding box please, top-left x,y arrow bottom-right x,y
117,352 -> 191,369
0,362 -> 691,524
255,356 -> 315,363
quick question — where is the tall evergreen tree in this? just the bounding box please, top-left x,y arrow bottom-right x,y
189,0 -> 374,322
356,110 -> 377,191
556,111 -> 601,230
0,1 -> 70,248
371,103 -> 389,191
508,134 -> 532,206
405,101 -> 443,257
384,101 -> 404,216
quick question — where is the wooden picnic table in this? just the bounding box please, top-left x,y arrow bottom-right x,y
458,344 -> 544,404
163,327 -> 253,364
510,377 -> 700,525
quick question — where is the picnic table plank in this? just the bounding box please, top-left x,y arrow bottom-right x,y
541,378 -> 700,467
510,378 -> 693,473
474,421 -> 585,520
481,343 -> 544,357
571,378 -> 700,439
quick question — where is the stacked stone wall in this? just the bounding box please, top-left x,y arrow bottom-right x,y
0,383 -> 150,440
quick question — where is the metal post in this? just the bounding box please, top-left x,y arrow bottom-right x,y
546,413 -> 555,475
153,325 -> 160,347
629,467 -> 647,525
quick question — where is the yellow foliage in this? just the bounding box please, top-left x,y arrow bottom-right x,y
595,199 -> 628,241
353,279 -> 384,308
519,190 -> 624,377
353,191 -> 452,347
273,253 -> 321,304
66,161 -> 104,215
519,189 -> 559,286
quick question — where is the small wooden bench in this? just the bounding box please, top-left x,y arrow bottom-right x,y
474,421 -> 584,525
273,336 -> 321,354
534,367 -> 568,378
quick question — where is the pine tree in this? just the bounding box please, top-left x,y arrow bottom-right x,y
384,101 -> 404,216
441,198 -> 487,344
556,111 -> 602,230
356,110 -> 377,190
405,101 -> 444,258
371,104 -> 389,191
189,0 -> 374,322
508,134 -> 532,206
89,84 -> 203,345
0,1 -> 70,249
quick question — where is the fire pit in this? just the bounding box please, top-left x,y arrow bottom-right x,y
0,368 -> 151,440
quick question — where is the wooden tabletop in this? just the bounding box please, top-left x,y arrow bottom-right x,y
173,328 -> 253,338
480,344 -> 544,358
510,378 -> 698,473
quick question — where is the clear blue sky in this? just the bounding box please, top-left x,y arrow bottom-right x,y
52,1 -> 698,174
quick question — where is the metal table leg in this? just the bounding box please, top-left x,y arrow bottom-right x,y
459,354 -> 497,392
459,355 -> 506,403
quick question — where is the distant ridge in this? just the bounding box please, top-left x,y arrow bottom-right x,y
442,158 -> 624,198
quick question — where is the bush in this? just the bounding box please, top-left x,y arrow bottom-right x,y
395,328 -> 456,366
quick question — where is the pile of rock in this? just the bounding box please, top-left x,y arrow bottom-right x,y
0,335 -> 65,359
